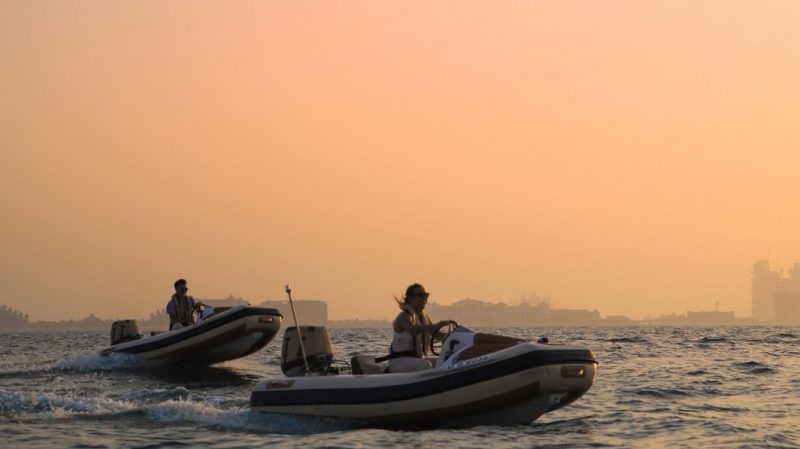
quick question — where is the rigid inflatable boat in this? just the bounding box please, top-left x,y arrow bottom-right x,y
100,305 -> 282,365
250,324 -> 596,427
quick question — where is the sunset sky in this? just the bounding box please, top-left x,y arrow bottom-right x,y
2,2 -> 800,322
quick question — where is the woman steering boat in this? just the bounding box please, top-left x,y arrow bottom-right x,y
387,283 -> 453,373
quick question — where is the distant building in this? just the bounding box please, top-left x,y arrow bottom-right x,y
775,291 -> 800,325
752,260 -> 782,321
643,309 -> 739,326
141,309 -> 169,330
550,308 -> 601,324
604,315 -> 632,324
685,310 -> 736,324
752,259 -> 800,322
427,299 -> 550,326
257,299 -> 327,325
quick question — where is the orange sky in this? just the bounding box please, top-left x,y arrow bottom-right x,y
2,2 -> 800,321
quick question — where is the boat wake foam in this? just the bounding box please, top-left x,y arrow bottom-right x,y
0,390 -> 353,434
143,400 -> 351,433
52,353 -> 142,371
0,390 -> 137,418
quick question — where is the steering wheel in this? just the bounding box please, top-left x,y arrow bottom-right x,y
429,320 -> 459,356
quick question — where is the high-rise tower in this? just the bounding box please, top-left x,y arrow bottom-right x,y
751,259 -> 781,321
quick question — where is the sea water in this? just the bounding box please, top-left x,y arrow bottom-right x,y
1,326 -> 798,448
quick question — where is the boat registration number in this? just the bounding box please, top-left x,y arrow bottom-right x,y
448,355 -> 490,370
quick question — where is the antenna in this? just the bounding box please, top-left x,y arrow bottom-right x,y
285,284 -> 310,375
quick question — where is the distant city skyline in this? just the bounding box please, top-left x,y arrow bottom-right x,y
5,258 -> 800,325
0,292 -> 761,329
0,278 -> 759,323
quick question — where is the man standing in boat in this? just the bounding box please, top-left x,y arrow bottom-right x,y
166,278 -> 203,330
388,283 -> 451,372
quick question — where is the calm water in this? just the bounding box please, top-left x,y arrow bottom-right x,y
1,326 -> 798,448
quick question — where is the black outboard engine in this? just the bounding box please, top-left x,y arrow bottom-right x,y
110,320 -> 142,345
281,326 -> 335,376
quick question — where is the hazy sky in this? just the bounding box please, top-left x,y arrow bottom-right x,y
2,1 -> 800,321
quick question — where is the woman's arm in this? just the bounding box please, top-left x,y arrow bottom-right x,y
394,312 -> 449,335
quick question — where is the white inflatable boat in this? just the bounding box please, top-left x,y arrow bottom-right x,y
100,305 -> 282,365
250,324 -> 596,427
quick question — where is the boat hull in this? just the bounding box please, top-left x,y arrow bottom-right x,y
250,343 -> 596,427
101,306 -> 282,365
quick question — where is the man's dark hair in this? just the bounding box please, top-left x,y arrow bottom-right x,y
404,283 -> 424,301
174,279 -> 187,290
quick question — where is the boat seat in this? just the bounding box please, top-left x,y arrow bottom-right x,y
350,355 -> 387,375
455,333 -> 525,362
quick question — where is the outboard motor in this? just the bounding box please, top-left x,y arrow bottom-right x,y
110,320 -> 142,345
281,326 -> 334,376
